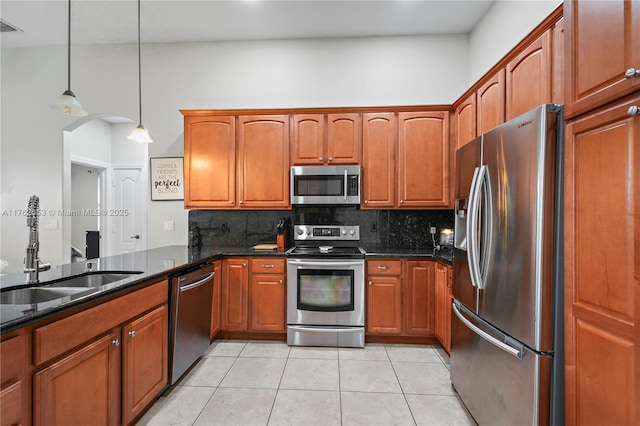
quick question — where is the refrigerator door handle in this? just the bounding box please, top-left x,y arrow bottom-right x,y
477,165 -> 491,290
467,165 -> 485,289
452,301 -> 524,360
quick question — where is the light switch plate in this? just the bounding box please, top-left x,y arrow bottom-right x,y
164,220 -> 175,231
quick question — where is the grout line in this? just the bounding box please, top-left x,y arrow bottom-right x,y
385,343 -> 419,426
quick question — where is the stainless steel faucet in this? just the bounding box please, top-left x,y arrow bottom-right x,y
23,195 -> 50,284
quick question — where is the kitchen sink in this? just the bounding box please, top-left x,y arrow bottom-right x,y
48,272 -> 143,288
0,286 -> 95,305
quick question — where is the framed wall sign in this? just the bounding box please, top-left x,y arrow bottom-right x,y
150,157 -> 184,201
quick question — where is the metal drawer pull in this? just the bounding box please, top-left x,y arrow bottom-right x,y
377,265 -> 390,270
625,67 -> 640,79
628,106 -> 640,116
262,264 -> 275,268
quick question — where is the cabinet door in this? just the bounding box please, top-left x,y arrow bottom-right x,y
237,115 -> 290,209
366,275 -> 402,335
1,334 -> 25,426
564,95 -> 639,426
122,305 -> 168,426
506,29 -> 552,120
455,93 -> 477,150
404,261 -> 435,336
477,69 -> 506,134
291,114 -> 325,165
34,331 -> 121,426
434,264 -> 448,350
564,0 -> 640,117
210,260 -> 222,340
250,273 -> 286,332
184,115 -> 236,208
327,113 -> 361,164
552,17 -> 565,105
221,259 -> 249,331
397,111 -> 450,208
361,113 -> 396,208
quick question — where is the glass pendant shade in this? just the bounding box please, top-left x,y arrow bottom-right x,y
128,124 -> 153,143
51,89 -> 88,116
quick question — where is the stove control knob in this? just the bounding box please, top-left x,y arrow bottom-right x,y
305,229 -> 311,235
349,229 -> 355,235
297,228 -> 304,235
342,230 -> 347,235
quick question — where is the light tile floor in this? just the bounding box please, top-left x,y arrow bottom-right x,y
137,340 -> 476,426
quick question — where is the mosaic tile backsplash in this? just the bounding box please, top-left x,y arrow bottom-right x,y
188,207 -> 454,249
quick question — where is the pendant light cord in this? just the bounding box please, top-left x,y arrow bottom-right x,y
137,0 -> 143,124
67,0 -> 71,91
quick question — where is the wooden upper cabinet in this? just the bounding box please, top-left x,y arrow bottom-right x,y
291,114 -> 324,165
327,113 -> 361,164
454,93 -> 477,150
397,111 -> 450,208
237,115 -> 291,209
183,115 -> 236,209
361,113 -> 397,208
552,17 -> 565,105
564,0 -> 640,117
506,29 -> 552,120
477,69 -> 506,134
291,113 -> 360,165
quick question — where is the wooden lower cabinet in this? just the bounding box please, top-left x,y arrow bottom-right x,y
210,260 -> 222,340
366,259 -> 439,340
435,263 -> 452,353
366,274 -> 403,334
122,305 -> 169,425
564,94 -> 640,426
1,333 -> 27,426
221,257 -> 287,334
221,258 -> 250,331
404,261 -> 435,336
34,331 -> 121,426
32,280 -> 169,426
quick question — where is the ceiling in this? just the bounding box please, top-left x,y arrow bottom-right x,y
1,0 -> 494,49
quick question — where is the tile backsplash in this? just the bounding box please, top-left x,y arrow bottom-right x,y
189,207 -> 454,249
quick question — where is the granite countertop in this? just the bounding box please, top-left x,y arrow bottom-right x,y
1,244 -> 451,333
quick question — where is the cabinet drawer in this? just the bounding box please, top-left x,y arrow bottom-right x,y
366,260 -> 402,276
1,334 -> 24,385
34,280 -> 168,366
250,258 -> 286,274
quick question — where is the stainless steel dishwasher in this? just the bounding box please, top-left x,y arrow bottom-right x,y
169,263 -> 214,385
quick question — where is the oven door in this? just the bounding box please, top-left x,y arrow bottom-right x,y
287,258 -> 364,327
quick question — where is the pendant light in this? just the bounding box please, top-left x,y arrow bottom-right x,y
128,0 -> 153,143
51,0 -> 87,116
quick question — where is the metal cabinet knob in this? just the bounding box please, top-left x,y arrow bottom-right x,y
329,157 -> 333,161
112,339 -> 120,346
128,331 -> 136,337
230,200 -> 234,204
625,68 -> 640,79
239,200 -> 244,204
368,281 -> 372,286
242,263 -> 247,267
400,200 -> 405,204
628,106 -> 640,116
279,279 -> 283,284
364,200 -> 368,204
319,157 -> 323,162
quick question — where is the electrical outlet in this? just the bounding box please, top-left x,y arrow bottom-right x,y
371,223 -> 377,232
430,226 -> 437,234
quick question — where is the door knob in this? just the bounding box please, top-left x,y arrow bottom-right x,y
131,235 -> 140,239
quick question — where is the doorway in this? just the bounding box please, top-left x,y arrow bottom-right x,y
62,115 -> 148,263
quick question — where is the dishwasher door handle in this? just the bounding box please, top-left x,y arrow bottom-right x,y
179,272 -> 214,292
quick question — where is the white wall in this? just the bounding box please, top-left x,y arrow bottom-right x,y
469,0 -> 562,84
1,1 -> 558,273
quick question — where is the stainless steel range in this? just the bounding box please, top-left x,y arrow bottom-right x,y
286,224 -> 365,348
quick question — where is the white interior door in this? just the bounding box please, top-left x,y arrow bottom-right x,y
113,167 -> 147,254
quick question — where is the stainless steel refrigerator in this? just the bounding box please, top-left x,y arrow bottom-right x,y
451,104 -> 564,425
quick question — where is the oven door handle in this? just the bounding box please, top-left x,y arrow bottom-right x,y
288,260 -> 364,268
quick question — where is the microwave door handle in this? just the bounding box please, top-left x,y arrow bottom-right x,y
344,170 -> 348,200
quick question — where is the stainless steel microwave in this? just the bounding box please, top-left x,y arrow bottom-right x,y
290,165 -> 360,205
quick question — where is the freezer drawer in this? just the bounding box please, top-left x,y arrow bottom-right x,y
450,301 -> 551,426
